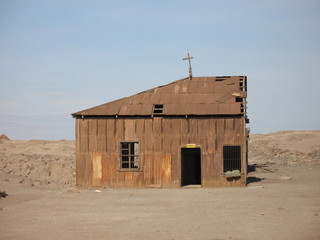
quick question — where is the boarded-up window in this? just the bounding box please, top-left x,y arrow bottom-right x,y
223,146 -> 241,172
120,142 -> 140,169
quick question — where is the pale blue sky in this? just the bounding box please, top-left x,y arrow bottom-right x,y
0,0 -> 319,140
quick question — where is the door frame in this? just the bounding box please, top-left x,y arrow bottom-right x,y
180,147 -> 202,186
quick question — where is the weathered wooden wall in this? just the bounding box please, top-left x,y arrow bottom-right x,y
75,117 -> 247,188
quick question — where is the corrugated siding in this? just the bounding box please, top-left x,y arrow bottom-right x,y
75,117 -> 247,188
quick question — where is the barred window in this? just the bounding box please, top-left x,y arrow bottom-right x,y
223,146 -> 241,172
120,142 -> 140,169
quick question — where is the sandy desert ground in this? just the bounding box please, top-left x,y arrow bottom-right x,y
0,131 -> 319,240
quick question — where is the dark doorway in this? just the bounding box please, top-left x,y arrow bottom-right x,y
181,148 -> 201,186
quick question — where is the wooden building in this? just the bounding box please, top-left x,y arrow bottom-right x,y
72,76 -> 249,188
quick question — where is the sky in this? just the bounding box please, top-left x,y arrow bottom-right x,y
0,0 -> 319,140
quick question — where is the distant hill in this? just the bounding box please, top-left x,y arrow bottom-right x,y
0,134 -> 10,143
249,130 -> 320,165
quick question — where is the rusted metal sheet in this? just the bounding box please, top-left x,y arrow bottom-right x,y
72,76 -> 247,117
75,116 -> 247,188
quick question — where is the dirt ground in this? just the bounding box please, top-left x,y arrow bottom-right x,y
0,131 -> 320,240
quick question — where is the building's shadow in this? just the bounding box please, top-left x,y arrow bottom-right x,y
247,176 -> 264,184
247,164 -> 264,184
247,164 -> 256,173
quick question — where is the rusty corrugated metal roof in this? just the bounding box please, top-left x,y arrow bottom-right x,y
72,76 -> 247,117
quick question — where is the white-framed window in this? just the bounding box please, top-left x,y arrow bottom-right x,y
120,142 -> 140,169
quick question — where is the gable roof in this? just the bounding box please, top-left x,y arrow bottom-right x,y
72,76 -> 247,117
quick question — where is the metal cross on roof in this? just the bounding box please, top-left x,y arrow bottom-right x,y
182,53 -> 193,80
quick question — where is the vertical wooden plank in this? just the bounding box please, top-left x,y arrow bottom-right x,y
205,119 -> 214,153
162,118 -> 172,153
208,119 -> 217,151
88,119 -> 98,152
153,152 -> 162,185
213,151 -> 222,176
75,119 -> 80,153
97,119 -> 107,152
143,152 -> 153,186
135,119 -> 145,186
103,119 -> 117,186
77,119 -> 90,187
170,119 -> 181,186
188,118 -> 198,143
234,118 -> 244,144
144,119 -> 153,152
152,117 -> 162,152
107,119 -> 116,152
79,119 -> 89,153
161,153 -> 172,187
197,119 -> 210,185
216,118 -> 225,145
124,119 -> 136,140
180,118 -> 188,146
198,119 -> 210,150
116,119 -> 125,140
197,118 -> 209,138
170,118 -> 181,156
143,119 -> 153,186
101,153 -> 109,187
92,152 -> 102,187
225,119 -> 234,144
135,118 -> 145,136
85,153 -> 93,187
109,153 -> 118,187
215,119 -> 225,177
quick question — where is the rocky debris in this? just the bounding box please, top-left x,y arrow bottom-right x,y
0,191 -> 8,198
0,139 -> 75,190
249,131 -> 320,166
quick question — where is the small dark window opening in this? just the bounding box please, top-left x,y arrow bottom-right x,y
223,146 -> 241,172
120,142 -> 140,169
153,104 -> 163,114
216,76 -> 231,81
240,103 -> 245,113
236,97 -> 243,102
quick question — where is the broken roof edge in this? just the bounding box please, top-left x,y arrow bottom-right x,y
131,75 -> 246,95
136,76 -> 190,94
71,97 -> 127,117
